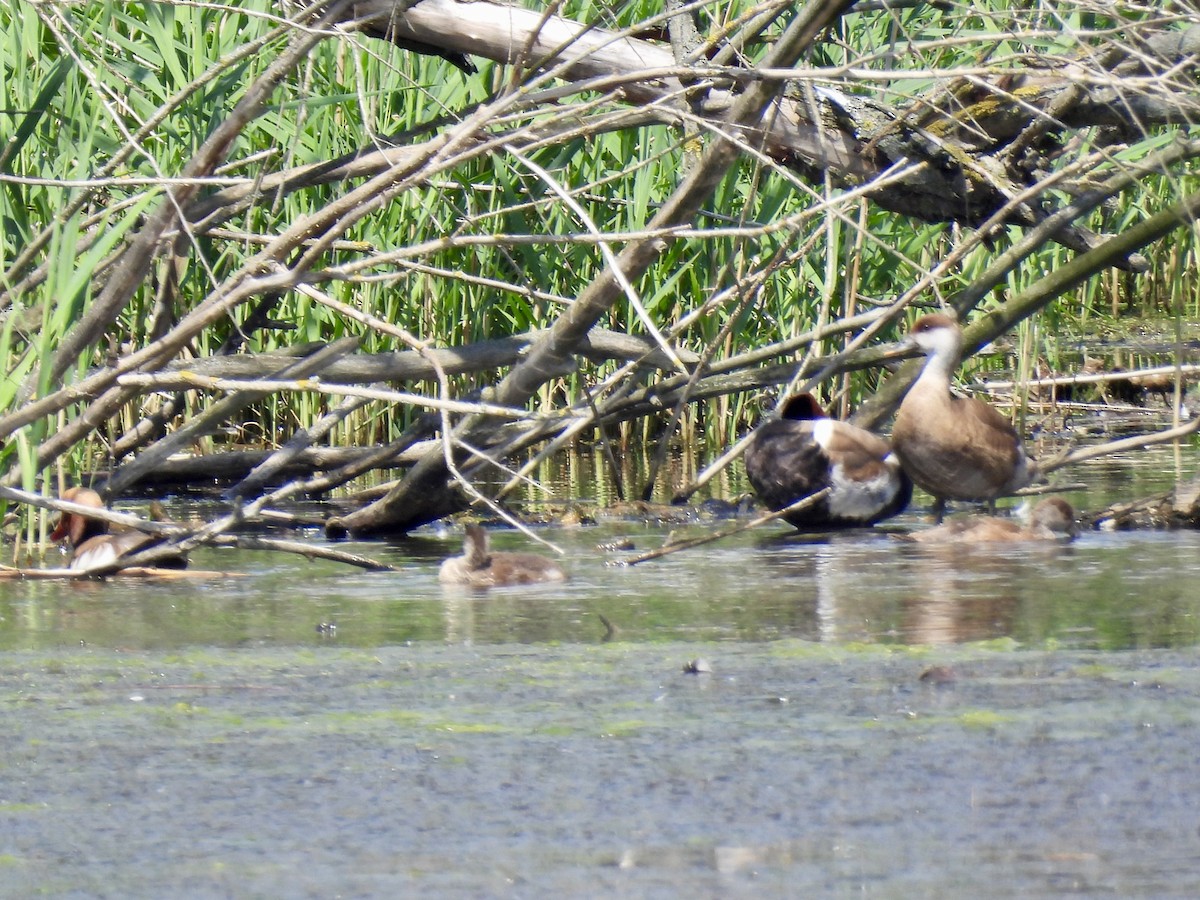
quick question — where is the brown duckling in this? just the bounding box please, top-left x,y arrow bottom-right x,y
892,315 -> 1039,520
900,497 -> 1077,544
439,524 -> 567,587
744,393 -> 911,529
51,487 -> 186,571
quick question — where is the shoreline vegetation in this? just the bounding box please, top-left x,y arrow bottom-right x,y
4,0 -> 1200,569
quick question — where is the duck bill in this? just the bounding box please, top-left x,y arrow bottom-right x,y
49,514 -> 72,543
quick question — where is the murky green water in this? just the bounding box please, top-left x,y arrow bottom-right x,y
6,515 -> 1200,652
4,441 -> 1198,652
3,438 -> 1200,896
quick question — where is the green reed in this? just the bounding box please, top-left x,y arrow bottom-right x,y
3,0 -> 1200,484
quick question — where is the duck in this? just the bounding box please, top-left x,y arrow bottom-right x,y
743,392 -> 912,529
892,314 -> 1039,519
50,487 -> 186,571
439,524 -> 567,587
899,497 -> 1078,543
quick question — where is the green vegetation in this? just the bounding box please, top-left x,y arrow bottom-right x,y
2,0 -> 1200,533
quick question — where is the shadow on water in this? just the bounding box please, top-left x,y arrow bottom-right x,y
5,439 -> 1200,896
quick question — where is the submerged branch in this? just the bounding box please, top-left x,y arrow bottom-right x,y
617,488 -> 831,566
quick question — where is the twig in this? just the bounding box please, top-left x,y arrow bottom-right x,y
616,488 -> 830,566
80,533 -> 397,576
1013,482 -> 1088,497
117,370 -> 540,418
977,363 -> 1200,394
0,485 -> 180,535
0,566 -> 242,580
1040,416 -> 1200,474
0,484 -> 396,575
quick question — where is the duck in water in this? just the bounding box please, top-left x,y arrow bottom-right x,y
51,487 -> 186,571
439,524 -> 567,587
744,393 -> 911,529
899,497 -> 1077,544
892,314 -> 1039,521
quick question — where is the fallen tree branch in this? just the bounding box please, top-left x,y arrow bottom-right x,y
1039,415 -> 1200,475
616,488 -> 831,566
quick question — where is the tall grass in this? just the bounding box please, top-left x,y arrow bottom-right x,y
2,0 -> 1200,498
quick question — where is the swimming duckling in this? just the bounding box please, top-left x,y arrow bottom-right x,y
892,314 -> 1039,519
744,393 -> 911,529
439,524 -> 567,587
900,497 -> 1077,544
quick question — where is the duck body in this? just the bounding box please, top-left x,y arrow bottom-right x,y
892,315 -> 1038,507
902,497 -> 1077,544
51,487 -> 185,571
744,394 -> 911,529
439,524 -> 567,587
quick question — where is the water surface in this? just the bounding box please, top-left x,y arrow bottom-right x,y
3,437 -> 1200,896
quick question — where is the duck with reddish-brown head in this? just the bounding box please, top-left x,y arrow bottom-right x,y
51,487 -> 186,571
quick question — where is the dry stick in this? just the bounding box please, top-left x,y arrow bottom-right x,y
977,364 -> 1200,395
672,430 -> 757,504
639,286 -> 758,501
330,0 -> 857,537
617,488 -> 831,566
117,372 -> 538,419
0,566 -> 236,581
1013,482 -> 1088,497
1038,416 -> 1200,475
103,335 -> 363,496
0,485 -> 395,575
84,533 -> 397,577
0,486 -> 180,537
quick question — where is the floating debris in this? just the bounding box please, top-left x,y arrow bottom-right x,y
596,538 -> 635,552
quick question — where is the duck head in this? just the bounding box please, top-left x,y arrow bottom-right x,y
49,487 -> 108,547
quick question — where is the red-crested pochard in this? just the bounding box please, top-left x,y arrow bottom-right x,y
900,497 -> 1077,543
892,314 -> 1039,518
439,524 -> 567,587
51,487 -> 185,571
744,393 -> 912,529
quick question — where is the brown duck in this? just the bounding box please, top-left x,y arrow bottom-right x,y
900,497 -> 1078,544
439,524 -> 567,587
51,487 -> 185,571
892,314 -> 1038,518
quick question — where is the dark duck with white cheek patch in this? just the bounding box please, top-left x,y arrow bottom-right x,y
744,393 -> 912,529
439,524 -> 567,587
892,314 -> 1039,519
51,487 -> 186,571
